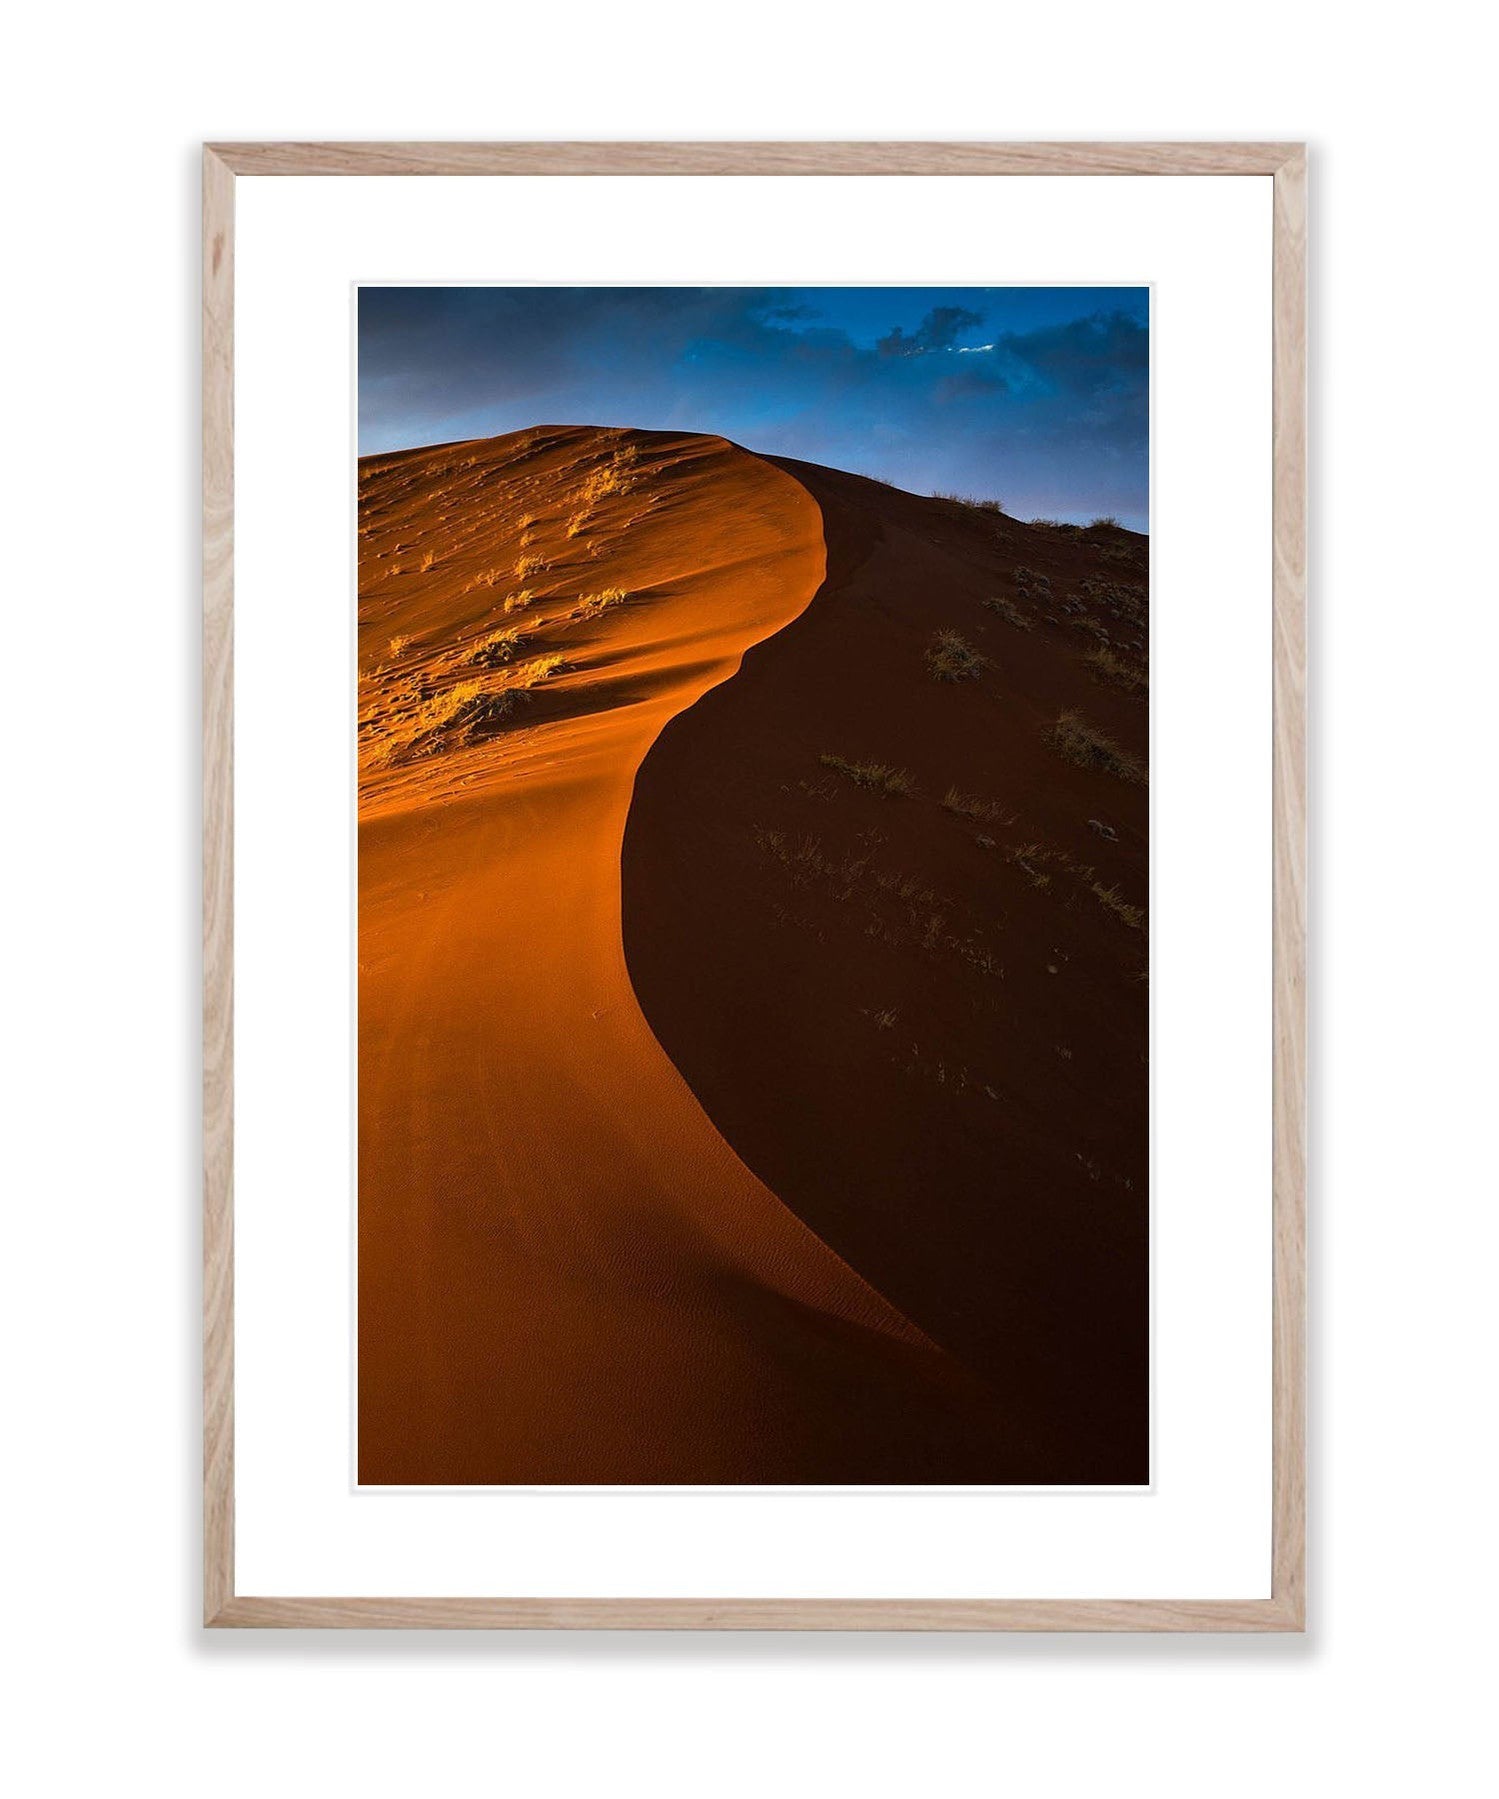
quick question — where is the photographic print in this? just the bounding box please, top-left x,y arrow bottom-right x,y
356,285 -> 1150,1487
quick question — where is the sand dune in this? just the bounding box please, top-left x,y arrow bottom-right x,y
358,426 -> 1039,1482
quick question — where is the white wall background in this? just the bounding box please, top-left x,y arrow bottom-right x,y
4,5 -> 1493,1794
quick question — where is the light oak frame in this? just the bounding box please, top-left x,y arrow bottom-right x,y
203,140 -> 1306,1631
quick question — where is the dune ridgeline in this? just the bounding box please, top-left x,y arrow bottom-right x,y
358,425 -> 1148,1484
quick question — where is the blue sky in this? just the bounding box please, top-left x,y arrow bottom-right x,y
359,287 -> 1149,529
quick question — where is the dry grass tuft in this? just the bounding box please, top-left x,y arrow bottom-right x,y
1046,711 -> 1146,783
925,630 -> 987,683
933,491 -> 1006,516
578,445 -> 640,507
384,680 -> 521,761
940,786 -> 1014,825
1091,881 -> 1145,930
572,587 -> 629,621
982,596 -> 1032,630
509,652 -> 570,689
820,754 -> 916,797
388,634 -> 413,659
1083,644 -> 1146,694
502,589 -> 538,614
514,552 -> 548,579
463,626 -> 529,669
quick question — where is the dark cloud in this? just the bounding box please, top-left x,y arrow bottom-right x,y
998,311 -> 1148,395
876,305 -> 985,358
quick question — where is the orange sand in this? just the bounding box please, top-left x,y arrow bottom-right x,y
358,427 -> 1027,1482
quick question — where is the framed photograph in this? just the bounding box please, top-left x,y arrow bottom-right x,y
204,141 -> 1305,1629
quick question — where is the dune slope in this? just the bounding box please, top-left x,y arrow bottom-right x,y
623,460 -> 1150,1482
358,426 -> 1032,1482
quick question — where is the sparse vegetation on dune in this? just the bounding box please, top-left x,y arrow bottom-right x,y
820,754 -> 916,797
1046,711 -> 1146,783
925,630 -> 987,683
373,679 -> 519,764
1077,574 -> 1148,632
577,444 -> 640,508
940,786 -> 1014,825
932,491 -> 1006,517
462,625 -> 530,669
362,645 -> 572,771
502,588 -> 538,613
1091,881 -> 1145,930
571,587 -> 629,621
1083,644 -> 1146,694
514,552 -> 549,579
993,837 -> 1146,930
982,596 -> 1032,630
510,652 -> 570,687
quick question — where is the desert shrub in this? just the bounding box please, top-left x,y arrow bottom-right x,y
397,680 -> 518,756
1083,645 -> 1146,694
940,786 -> 1013,824
819,754 -> 915,797
514,552 -> 548,579
578,445 -> 639,506
509,653 -> 570,689
1092,881 -> 1145,929
924,630 -> 986,683
572,587 -> 629,621
463,626 -> 528,669
1046,711 -> 1146,783
502,589 -> 538,613
932,491 -> 1006,516
982,596 -> 1032,630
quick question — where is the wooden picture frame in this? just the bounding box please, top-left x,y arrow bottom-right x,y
204,140 -> 1306,1631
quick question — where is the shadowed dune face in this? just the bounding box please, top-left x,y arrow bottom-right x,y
358,426 -> 1043,1484
622,463 -> 1150,1482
